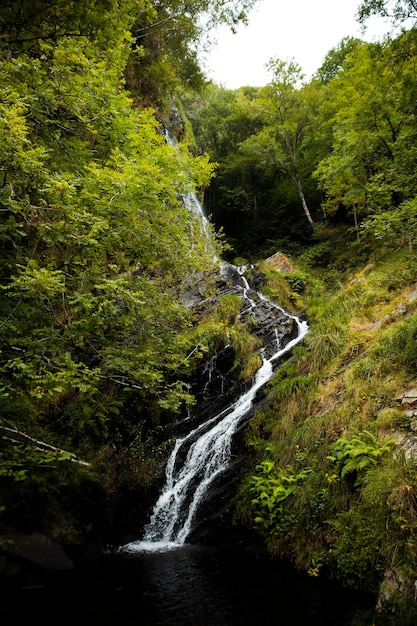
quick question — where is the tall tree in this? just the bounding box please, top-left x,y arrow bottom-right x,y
125,0 -> 261,107
315,36 -> 362,83
189,84 -> 268,253
260,58 -> 314,225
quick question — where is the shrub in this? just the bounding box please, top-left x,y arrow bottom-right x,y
285,270 -> 309,293
249,459 -> 311,534
305,324 -> 347,370
378,313 -> 417,373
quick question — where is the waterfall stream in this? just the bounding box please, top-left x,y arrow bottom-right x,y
121,190 -> 308,554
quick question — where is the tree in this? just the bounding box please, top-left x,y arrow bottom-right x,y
187,83 -> 276,254
125,0 -> 261,107
358,0 -> 417,26
260,58 -> 314,225
0,0 -> 144,52
315,37 -> 362,83
314,30 -> 417,240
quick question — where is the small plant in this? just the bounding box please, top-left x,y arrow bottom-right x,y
285,270 -> 309,293
230,323 -> 262,368
328,430 -> 395,486
249,459 -> 311,533
377,313 -> 417,373
269,372 -> 317,409
305,323 -> 347,370
240,352 -> 263,380
216,293 -> 242,324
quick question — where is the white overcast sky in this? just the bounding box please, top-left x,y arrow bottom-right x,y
202,0 -> 396,88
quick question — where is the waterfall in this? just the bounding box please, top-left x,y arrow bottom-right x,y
121,274 -> 308,554
120,159 -> 308,554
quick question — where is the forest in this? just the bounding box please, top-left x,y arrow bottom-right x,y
1,0 -> 417,622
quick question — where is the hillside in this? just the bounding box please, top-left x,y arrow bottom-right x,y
235,231 -> 417,623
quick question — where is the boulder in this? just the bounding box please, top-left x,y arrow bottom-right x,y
2,531 -> 74,569
1,531 -> 74,592
264,252 -> 294,273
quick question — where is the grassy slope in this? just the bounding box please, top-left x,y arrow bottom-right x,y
236,230 -> 417,621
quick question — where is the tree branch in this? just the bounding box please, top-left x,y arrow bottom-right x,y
0,422 -> 90,466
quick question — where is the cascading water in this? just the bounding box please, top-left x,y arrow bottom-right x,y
121,191 -> 308,553
124,307 -> 306,553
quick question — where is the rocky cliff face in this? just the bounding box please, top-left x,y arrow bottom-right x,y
167,265 -> 302,547
187,265 -> 299,425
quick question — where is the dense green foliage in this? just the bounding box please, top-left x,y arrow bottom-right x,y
187,28 -> 417,259
124,0 -> 259,108
0,0 -> 259,536
358,0 -> 417,26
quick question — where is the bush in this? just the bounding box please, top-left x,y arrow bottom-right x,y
328,430 -> 395,486
285,270 -> 309,293
305,323 -> 347,370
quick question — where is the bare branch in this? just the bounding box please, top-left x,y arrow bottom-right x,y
0,422 -> 90,466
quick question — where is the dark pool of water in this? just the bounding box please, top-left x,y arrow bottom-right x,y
1,544 -> 372,625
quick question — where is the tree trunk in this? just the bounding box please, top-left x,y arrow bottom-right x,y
353,204 -> 360,241
292,171 -> 314,225
283,130 -> 314,225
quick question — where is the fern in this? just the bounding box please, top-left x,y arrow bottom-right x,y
328,430 -> 395,485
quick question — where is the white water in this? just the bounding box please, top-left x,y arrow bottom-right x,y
121,161 -> 308,554
121,275 -> 308,554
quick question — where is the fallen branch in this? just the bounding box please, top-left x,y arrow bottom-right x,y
0,423 -> 90,466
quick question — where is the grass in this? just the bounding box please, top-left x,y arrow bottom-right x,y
236,242 -> 417,612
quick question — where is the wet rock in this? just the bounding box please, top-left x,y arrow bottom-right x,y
396,388 -> 417,405
368,301 -> 409,331
396,388 -> 417,428
393,387 -> 417,458
184,269 -> 299,425
0,531 -> 75,593
376,566 -> 415,612
409,288 -> 417,303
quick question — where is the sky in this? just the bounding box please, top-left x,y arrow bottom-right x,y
202,0 -> 396,88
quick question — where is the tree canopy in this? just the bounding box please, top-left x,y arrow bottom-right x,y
0,0 -> 261,525
358,0 -> 417,25
187,24 -> 417,257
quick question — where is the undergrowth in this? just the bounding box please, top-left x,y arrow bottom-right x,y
236,242 -> 417,619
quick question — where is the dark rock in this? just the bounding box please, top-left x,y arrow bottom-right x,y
2,532 -> 74,571
0,531 -> 75,594
376,566 -> 414,612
